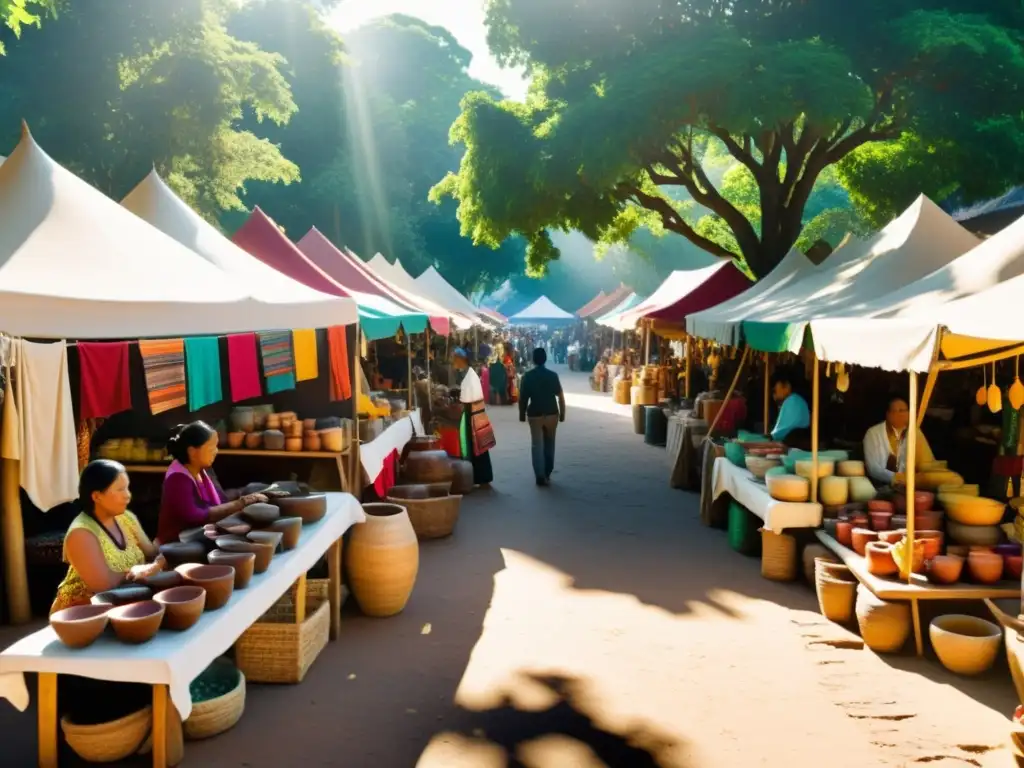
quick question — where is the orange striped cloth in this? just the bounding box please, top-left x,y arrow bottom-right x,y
328,326 -> 351,401
139,339 -> 186,414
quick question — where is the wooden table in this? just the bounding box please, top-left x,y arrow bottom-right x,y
816,530 -> 1022,655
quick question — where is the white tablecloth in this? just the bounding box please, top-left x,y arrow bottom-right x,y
0,492 -> 365,720
360,410 -> 424,484
711,457 -> 822,533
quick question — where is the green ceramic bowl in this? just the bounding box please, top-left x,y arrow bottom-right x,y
725,441 -> 746,468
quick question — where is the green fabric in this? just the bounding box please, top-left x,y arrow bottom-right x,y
459,410 -> 470,458
184,336 -> 223,411
727,501 -> 761,556
357,307 -> 429,342
488,361 -> 508,389
741,320 -> 804,353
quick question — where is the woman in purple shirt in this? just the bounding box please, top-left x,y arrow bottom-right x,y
157,421 -> 267,544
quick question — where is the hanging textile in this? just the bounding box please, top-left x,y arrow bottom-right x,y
78,342 -> 132,420
259,330 -> 296,394
372,449 -> 400,497
15,339 -> 78,511
470,401 -> 496,455
76,418 -> 104,473
138,339 -> 187,414
1,346 -> 20,461
292,329 -> 318,382
184,337 -> 223,411
328,325 -> 352,401
226,333 -> 262,403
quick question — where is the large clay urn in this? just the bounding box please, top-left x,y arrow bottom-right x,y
401,435 -> 441,462
348,503 -> 419,617
404,450 -> 454,484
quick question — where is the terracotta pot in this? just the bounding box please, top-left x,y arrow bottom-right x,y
253,405 -> 273,430
348,503 -> 419,617
216,514 -> 251,537
869,511 -> 893,531
1006,554 -> 1024,581
207,549 -> 255,588
303,418 -> 317,431
835,521 -> 854,547
867,499 -> 895,514
265,413 -> 281,430
926,554 -> 964,585
108,600 -> 165,644
50,604 -> 110,648
865,541 -> 898,577
285,437 -> 303,452
401,435 -> 442,462
267,517 -> 302,550
139,571 -> 183,594
241,503 -> 280,526
230,407 -> 255,434
967,551 -> 1003,584
178,527 -> 208,545
216,537 -> 272,574
449,459 -> 475,495
176,563 -> 235,610
946,544 -> 970,559
272,493 -> 327,525
894,490 -> 935,514
303,432 -> 322,452
248,530 -> 283,553
286,422 -> 303,439
153,586 -> 206,631
850,513 -> 869,528
320,427 -> 345,453
851,527 -> 878,556
226,432 -> 245,449
916,530 -> 944,561
244,432 -> 262,450
263,429 -> 286,451
914,509 -> 943,531
879,529 -> 906,545
91,585 -> 153,607
405,450 -> 455,484
159,541 -> 208,568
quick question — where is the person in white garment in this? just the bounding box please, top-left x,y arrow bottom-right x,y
863,393 -> 935,486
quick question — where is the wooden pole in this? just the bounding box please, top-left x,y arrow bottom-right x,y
425,325 -> 432,384
904,370 -> 918,582
644,324 -> 650,365
810,354 -> 819,503
1,456 -> 29,624
351,322 -> 361,497
763,353 -> 771,436
684,335 -> 692,399
917,368 -> 939,427
706,347 -> 751,439
406,332 -> 413,410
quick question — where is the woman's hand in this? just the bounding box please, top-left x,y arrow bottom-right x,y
240,493 -> 269,507
126,561 -> 163,582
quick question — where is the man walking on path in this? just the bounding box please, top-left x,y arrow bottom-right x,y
519,348 -> 566,486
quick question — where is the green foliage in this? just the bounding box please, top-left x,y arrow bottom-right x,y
0,0 -> 53,54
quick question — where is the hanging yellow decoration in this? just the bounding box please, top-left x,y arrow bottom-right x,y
977,366 -> 988,407
1010,356 -> 1024,410
836,363 -> 850,393
988,362 -> 1002,413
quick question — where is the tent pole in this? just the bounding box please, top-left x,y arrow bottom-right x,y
425,325 -> 432,385
406,332 -> 413,410
706,347 -> 750,439
810,354 -> 819,504
684,334 -> 692,400
351,322 -> 361,497
1,455 -> 29,624
644,323 -> 651,365
763,353 -> 770,436
905,371 -> 918,582
917,329 -> 943,427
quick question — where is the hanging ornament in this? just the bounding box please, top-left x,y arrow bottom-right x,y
977,366 -> 988,407
836,363 -> 850,393
988,362 -> 1002,413
825,361 -> 833,378
1010,356 -> 1024,410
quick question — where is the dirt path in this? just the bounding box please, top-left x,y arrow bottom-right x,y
0,366 -> 1018,766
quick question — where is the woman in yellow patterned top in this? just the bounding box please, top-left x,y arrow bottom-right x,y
51,460 -> 165,614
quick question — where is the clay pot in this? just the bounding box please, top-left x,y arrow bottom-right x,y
894,490 -> 935,514
139,571 -> 184,594
285,422 -> 302,439
1006,554 -> 1024,581
278,411 -> 297,425
348,503 -> 419,617
303,431 -> 322,452
207,549 -> 255,588
930,614 -> 1002,675
265,413 -> 281,430
402,435 -> 441,462
178,526 -> 207,545
158,542 -> 207,568
835,520 -> 853,547
216,514 -> 252,537
230,407 -> 255,434
241,503 -> 280,526
215,537 -> 272,574
50,604 -> 110,648
850,513 -> 869,528
267,517 -> 302,551
867,499 -> 895,514
388,484 -> 430,500
865,541 -> 898,577
869,511 -> 893,531
303,418 -> 317,431
879,529 -> 907,545
916,530 -> 944,561
153,586 -> 206,631
91,585 -> 153,607
320,427 -> 345,453
247,530 -> 283,553
176,563 -> 235,610
284,437 -> 303,452
914,509 -> 943,532
226,432 -> 245,449
263,429 -> 286,451
449,459 -> 475,495
405,450 -> 455,484
244,432 -> 262,450
967,551 -> 1004,584
108,600 -> 165,644
946,544 -> 970,559
253,405 -> 274,430
926,555 -> 964,585
851,527 -> 878,556
272,493 -> 327,525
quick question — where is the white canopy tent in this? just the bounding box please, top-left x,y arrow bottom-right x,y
508,295 -> 575,324
415,266 -> 487,326
367,254 -> 473,331
0,128 -> 357,339
122,171 -> 357,328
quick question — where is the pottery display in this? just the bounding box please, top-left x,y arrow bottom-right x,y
303,418 -> 317,431
159,541 -> 208,568
939,483 -> 979,497
248,530 -> 283,553
216,515 -> 252,537
930,615 -> 1002,675
967,551 -> 1004,584
179,527 -> 208,545
284,437 -> 302,452
1005,554 -> 1023,580
244,432 -> 262,450
241,503 -> 280,526
267,517 -> 302,550
320,427 -> 345,453
304,432 -> 322,452
947,520 -> 1002,547
815,559 -> 857,623
176,564 -> 235,610
744,454 -> 781,479
795,459 -> 835,480
265,413 -> 281,430
879,529 -> 906,545
836,460 -> 865,477
207,550 -> 256,588
405,450 -> 455,484
835,520 -> 853,547
272,493 -> 327,525
914,509 -> 943,532
253,405 -> 274,430
851,528 -> 878,556
867,499 -> 895,514
865,541 -> 898,577
819,476 -> 849,506
153,586 -> 206,631
449,460 -> 475,494
50,604 -> 110,648
108,600 -> 165,644
869,511 -> 893,531
894,490 -> 935,514
262,430 -> 286,451
766,473 -> 810,503
286,421 -> 303,439
926,555 -> 964,585
226,432 -> 245,449
139,571 -> 184,593
215,537 -> 272,574
91,585 -> 153,607
230,408 -> 255,434
916,530 -> 944,561
940,495 -> 1005,527
848,476 -> 878,503
347,503 -> 419,617
278,411 -> 297,428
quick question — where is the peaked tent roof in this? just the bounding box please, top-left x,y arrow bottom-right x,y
365,252 -> 467,333
122,171 -> 356,329
576,291 -> 606,317
596,292 -> 646,328
509,295 -> 575,323
231,209 -> 421,341
580,284 -> 633,319
415,266 -> 487,325
0,129 -> 346,339
686,248 -> 813,345
478,306 -> 508,325
740,195 -> 981,354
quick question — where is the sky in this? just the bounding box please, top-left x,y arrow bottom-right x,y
330,0 -> 529,100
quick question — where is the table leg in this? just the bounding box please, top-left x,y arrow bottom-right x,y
911,599 -> 923,657
327,538 -> 342,640
335,455 -> 349,494
38,672 -> 58,768
152,685 -> 168,768
294,573 -> 307,624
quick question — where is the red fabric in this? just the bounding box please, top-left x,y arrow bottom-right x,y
78,342 -> 131,419
328,326 -> 352,401
226,333 -> 263,402
439,426 -> 461,458
993,455 -> 1024,477
645,263 -> 751,323
717,397 -> 748,436
373,449 -> 399,497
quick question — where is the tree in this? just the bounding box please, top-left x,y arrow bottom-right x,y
433,0 -> 1024,278
0,0 -> 54,54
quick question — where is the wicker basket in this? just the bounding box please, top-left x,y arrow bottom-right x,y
61,705 -> 152,763
855,584 -> 910,653
386,493 -> 462,539
760,529 -> 797,581
184,662 -> 246,741
802,544 -> 837,584
235,578 -> 331,684
815,559 -> 858,623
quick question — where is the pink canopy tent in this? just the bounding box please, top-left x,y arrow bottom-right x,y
298,228 -> 450,336
613,262 -> 751,331
580,284 -> 634,319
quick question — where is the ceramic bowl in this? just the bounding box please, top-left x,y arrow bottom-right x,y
216,515 -> 252,537
263,429 -> 286,451
926,554 -> 964,585
153,586 -> 206,631
50,604 -> 110,648
879,529 -> 907,545
851,527 -> 878,556
744,454 -> 781,479
215,537 -> 272,574
285,437 -> 303,452
178,527 -> 208,545
1005,554 -> 1023,581
930,615 -> 1002,675
869,511 -> 893,531
940,495 -> 1006,527
273,493 -> 327,525
108,600 -> 165,644
241,503 -> 280,526
867,499 -> 895,514
176,563 -> 236,610
967,551 -> 1004,584
159,541 -> 208,568
226,432 -> 245,449
91,585 -> 153,607
947,520 -> 1002,547
267,517 -> 302,550
794,459 -> 835,480
894,490 -> 935,514
207,549 -> 256,588
835,520 -> 853,547
139,571 -> 184,594
837,460 -> 866,477
247,530 -> 283,553
865,541 -> 898,577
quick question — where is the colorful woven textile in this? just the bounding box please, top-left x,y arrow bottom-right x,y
184,336 -> 223,411
292,329 -> 318,382
259,330 -> 296,394
138,339 -> 186,414
328,326 -> 352,401
226,333 -> 262,402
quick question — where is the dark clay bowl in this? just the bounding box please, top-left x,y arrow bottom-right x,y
267,517 -> 302,550
247,530 -> 283,553
215,537 -> 272,574
216,515 -> 252,537
138,571 -> 184,594
241,503 -> 280,526
178,527 -> 208,545
108,600 -> 165,644
273,493 -> 327,525
91,585 -> 153,607
153,586 -> 206,631
176,564 -> 236,610
159,541 -> 208,568
207,549 -> 256,588
50,604 -> 110,648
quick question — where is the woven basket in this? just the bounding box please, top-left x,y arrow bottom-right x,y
184,663 -> 246,741
235,578 -> 330,684
760,529 -> 797,581
386,493 -> 462,539
727,501 -> 761,556
802,544 -> 837,584
61,705 -> 152,763
855,584 -> 910,653
815,559 -> 858,623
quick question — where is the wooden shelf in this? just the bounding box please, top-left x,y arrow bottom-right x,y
815,531 -> 1022,601
121,464 -> 170,474
217,448 -> 349,458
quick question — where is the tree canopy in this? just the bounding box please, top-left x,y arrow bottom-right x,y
433,0 -> 1024,278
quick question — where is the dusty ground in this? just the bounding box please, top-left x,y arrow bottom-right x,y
0,366 -> 1020,766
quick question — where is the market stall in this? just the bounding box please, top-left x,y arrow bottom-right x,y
367,255 -> 474,331
414,266 -> 490,327
507,296 -> 576,327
